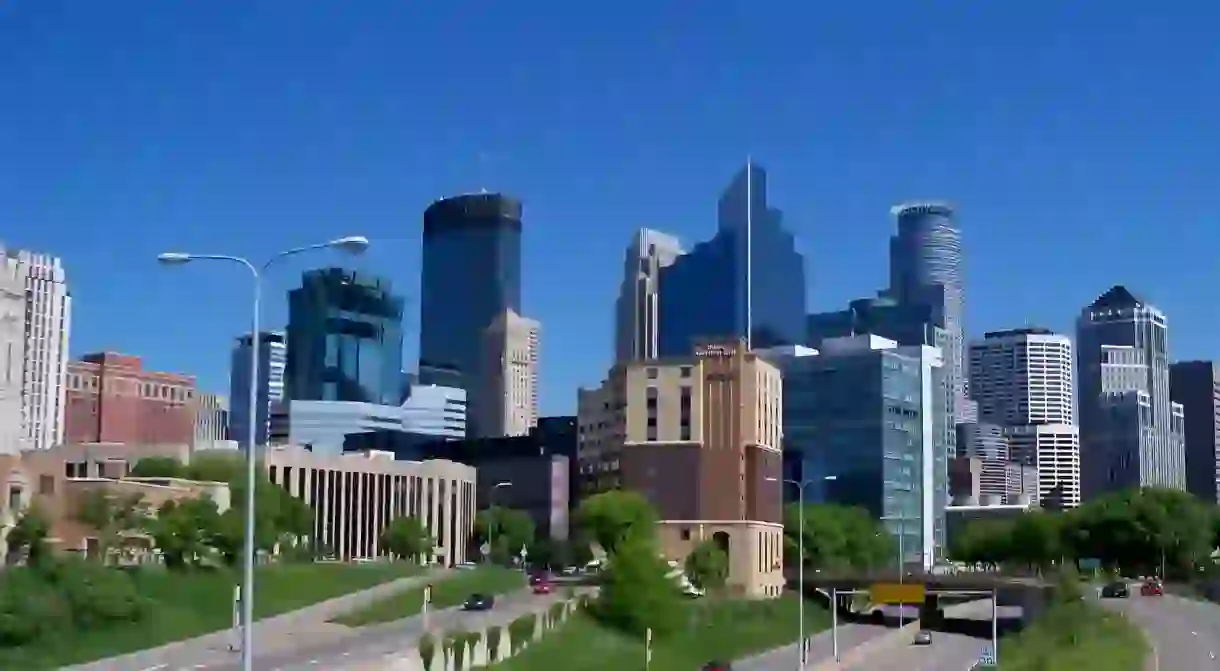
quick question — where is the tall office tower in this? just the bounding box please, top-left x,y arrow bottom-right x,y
419,193 -> 523,437
760,335 -> 947,567
967,328 -> 1081,507
477,308 -> 540,438
1169,361 -> 1220,502
286,268 -> 405,404
229,331 -> 287,448
4,250 -> 71,450
191,391 -> 230,449
1076,286 -> 1186,498
613,229 -> 684,363
657,162 -> 806,356
886,202 -> 967,433
0,256 -> 26,454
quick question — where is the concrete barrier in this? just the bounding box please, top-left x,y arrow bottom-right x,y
807,620 -> 922,671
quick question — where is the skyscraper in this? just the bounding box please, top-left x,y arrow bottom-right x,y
0,255 -> 25,455
6,249 -> 71,451
477,308 -> 540,438
1168,361 -> 1220,503
419,193 -> 523,436
968,328 -> 1081,508
285,268 -> 405,405
657,162 -> 806,356
613,229 -> 683,363
886,202 -> 968,432
229,330 -> 287,448
1076,286 -> 1186,497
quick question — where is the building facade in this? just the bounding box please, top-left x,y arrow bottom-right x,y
0,256 -> 26,455
613,228 -> 684,363
261,444 -> 477,565
477,308 -> 539,438
657,162 -> 806,356
761,335 -> 947,568
1004,424 -> 1082,508
7,249 -> 71,450
578,338 -> 785,598
64,353 -> 197,446
191,391 -> 229,449
1169,361 -> 1220,502
286,268 -> 404,406
419,193 -> 523,436
229,330 -> 286,448
1076,286 -> 1186,496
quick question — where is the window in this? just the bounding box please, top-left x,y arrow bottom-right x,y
38,475 -> 54,495
679,366 -> 692,378
646,367 -> 658,379
680,527 -> 691,541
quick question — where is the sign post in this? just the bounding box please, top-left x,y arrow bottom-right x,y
229,585 -> 241,652
645,627 -> 652,669
423,584 -> 432,629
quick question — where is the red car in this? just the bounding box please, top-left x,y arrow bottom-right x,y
1140,581 -> 1163,597
532,580 -> 553,595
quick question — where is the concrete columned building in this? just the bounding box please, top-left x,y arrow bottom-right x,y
7,249 -> 71,451
261,445 -> 477,566
613,228 -> 683,363
578,338 -> 784,598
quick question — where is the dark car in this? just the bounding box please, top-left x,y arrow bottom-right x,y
462,593 -> 495,611
528,572 -> 549,586
1101,582 -> 1130,598
913,630 -> 933,645
701,662 -> 732,671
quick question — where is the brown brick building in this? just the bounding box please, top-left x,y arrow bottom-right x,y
577,338 -> 785,597
64,353 -> 197,446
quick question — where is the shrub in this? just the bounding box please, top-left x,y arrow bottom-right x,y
0,568 -> 70,645
446,631 -> 466,669
418,633 -> 436,671
486,625 -> 502,661
593,535 -> 684,638
46,558 -> 146,627
508,613 -> 536,652
548,601 -> 566,624
465,631 -> 481,662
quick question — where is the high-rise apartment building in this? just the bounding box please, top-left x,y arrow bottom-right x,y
1169,361 -> 1220,502
64,353 -> 197,445
577,338 -> 785,598
476,308 -> 539,438
613,229 -> 683,363
1076,286 -> 1186,497
229,330 -> 286,448
657,162 -> 806,356
0,256 -> 26,455
967,328 -> 1081,507
7,250 -> 71,450
286,268 -> 404,405
761,335 -> 947,567
419,193 -> 523,436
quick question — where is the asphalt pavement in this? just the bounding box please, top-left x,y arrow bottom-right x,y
1098,587 -> 1220,671
840,600 -> 1022,671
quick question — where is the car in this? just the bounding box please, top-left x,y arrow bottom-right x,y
528,572 -> 550,586
701,662 -> 732,671
1101,582 -> 1130,598
913,630 -> 933,645
1141,581 -> 1163,596
532,581 -> 553,595
462,593 -> 495,611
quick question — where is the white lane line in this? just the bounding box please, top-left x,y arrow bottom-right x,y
136,666 -> 168,671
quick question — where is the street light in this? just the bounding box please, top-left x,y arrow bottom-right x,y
488,481 -> 512,564
768,474 -> 836,668
157,235 -> 369,671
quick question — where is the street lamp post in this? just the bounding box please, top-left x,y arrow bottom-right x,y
768,474 -> 836,668
157,235 -> 369,671
488,481 -> 512,564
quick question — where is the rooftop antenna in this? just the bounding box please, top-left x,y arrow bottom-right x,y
477,151 -> 493,194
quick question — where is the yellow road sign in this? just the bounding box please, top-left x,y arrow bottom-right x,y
869,582 -> 926,604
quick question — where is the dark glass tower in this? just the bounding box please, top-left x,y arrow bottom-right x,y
285,268 -> 405,405
657,162 -> 806,356
418,193 -> 523,429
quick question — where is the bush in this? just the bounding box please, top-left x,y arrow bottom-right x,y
509,613 -> 537,652
0,569 -> 70,645
418,633 -> 436,671
464,631 -> 481,662
548,601 -> 566,624
593,535 -> 684,638
45,558 -> 146,627
446,631 -> 466,669
486,625 -> 502,661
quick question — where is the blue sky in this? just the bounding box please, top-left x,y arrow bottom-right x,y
2,2 -> 1218,415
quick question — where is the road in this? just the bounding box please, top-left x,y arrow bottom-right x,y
735,605 -> 927,671
1098,588 -> 1220,671
841,601 -> 1022,671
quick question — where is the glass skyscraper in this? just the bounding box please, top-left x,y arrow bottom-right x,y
285,267 -> 405,405
657,162 -> 806,356
418,194 -> 523,428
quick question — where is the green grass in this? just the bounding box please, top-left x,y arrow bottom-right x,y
331,565 -> 527,626
987,599 -> 1147,670
488,594 -> 830,670
0,561 -> 424,670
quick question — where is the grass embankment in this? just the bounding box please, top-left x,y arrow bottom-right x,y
488,594 -> 829,670
980,599 -> 1146,670
0,561 -> 423,669
332,565 -> 526,626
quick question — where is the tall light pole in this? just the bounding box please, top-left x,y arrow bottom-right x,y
487,481 -> 512,564
768,474 -> 836,668
157,235 -> 369,671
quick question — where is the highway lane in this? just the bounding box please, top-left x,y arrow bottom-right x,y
735,622 -> 894,671
841,601 -> 1022,671
1099,590 -> 1220,671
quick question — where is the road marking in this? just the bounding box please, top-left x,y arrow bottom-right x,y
136,666 -> 168,671
1192,631 -> 1198,636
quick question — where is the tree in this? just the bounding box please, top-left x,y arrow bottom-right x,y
73,489 -> 149,563
380,516 -> 433,562
783,503 -> 894,571
1009,511 -> 1063,573
474,507 -> 535,564
6,503 -> 51,566
593,534 -> 683,637
575,491 -> 658,555
684,539 -> 728,591
128,456 -> 186,478
147,497 -> 221,569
